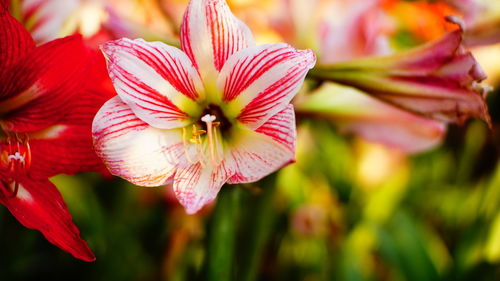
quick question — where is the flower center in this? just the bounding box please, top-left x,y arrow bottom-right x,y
181,105 -> 232,166
198,104 -> 232,135
0,132 -> 31,198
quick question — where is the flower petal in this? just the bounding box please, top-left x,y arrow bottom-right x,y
102,38 -> 203,129
319,0 -> 391,64
0,35 -> 93,132
180,0 -> 255,79
92,96 -> 183,186
0,178 -> 95,262
27,124 -> 106,179
173,160 -> 234,214
0,3 -> 35,81
227,105 -> 296,184
25,50 -> 114,178
218,43 -> 315,129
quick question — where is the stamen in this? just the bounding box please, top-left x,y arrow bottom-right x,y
201,114 -> 218,166
182,127 -> 195,164
1,132 -> 32,198
7,152 -> 25,163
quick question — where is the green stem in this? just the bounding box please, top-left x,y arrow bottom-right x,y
240,175 -> 278,281
205,186 -> 239,281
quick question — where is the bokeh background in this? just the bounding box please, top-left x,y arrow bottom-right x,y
1,0 -> 500,280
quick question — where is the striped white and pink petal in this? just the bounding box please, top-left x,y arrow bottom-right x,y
101,38 -> 204,130
180,0 -> 255,81
173,160 -> 234,214
227,104 -> 296,184
92,97 -> 185,186
218,43 -> 315,129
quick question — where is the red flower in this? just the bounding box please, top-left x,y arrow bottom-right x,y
0,3 -> 114,261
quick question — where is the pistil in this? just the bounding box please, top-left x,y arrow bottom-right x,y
201,114 -> 217,166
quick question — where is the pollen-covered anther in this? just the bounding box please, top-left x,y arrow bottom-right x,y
3,133 -> 32,175
8,152 -> 25,163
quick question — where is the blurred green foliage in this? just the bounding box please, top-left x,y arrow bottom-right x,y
1,105 -> 500,280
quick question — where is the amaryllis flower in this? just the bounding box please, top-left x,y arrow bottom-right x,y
93,0 -> 316,214
0,3 -> 113,261
309,21 -> 491,127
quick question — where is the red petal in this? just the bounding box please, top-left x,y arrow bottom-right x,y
0,0 -> 8,9
19,49 -> 113,178
61,49 -> 116,126
0,35 -> 93,132
0,178 -> 95,262
27,124 -> 106,179
0,3 -> 35,81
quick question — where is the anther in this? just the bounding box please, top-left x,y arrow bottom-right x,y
201,114 -> 216,123
7,152 -> 25,163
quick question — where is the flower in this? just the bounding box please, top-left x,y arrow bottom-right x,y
309,20 -> 491,128
272,0 -> 447,153
93,0 -> 316,214
0,3 -> 113,261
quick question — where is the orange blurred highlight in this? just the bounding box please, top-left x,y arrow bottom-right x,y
382,0 -> 460,41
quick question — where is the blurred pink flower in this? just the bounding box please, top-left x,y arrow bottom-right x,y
275,0 -> 447,153
92,0 -> 315,214
271,0 -> 393,63
20,0 -> 107,43
19,0 -> 178,44
310,23 -> 491,127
